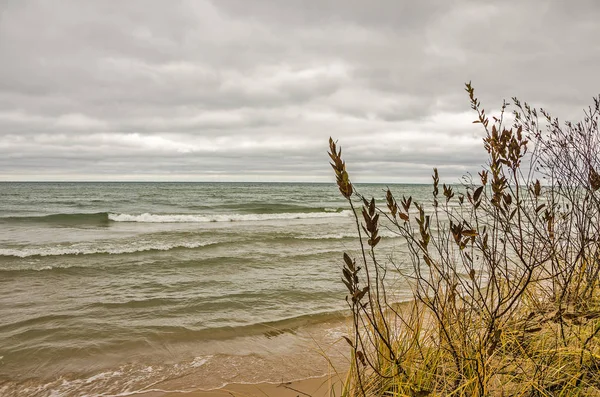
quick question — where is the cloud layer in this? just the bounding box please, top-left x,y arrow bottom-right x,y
1,0 -> 599,182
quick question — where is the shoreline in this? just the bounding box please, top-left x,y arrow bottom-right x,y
137,373 -> 346,397
0,315 -> 352,396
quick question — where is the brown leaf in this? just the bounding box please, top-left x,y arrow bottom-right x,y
534,179 -> 541,197
356,350 -> 367,366
342,336 -> 354,348
423,255 -> 433,267
361,209 -> 371,230
368,236 -> 381,247
473,186 -> 484,203
343,253 -> 354,269
342,268 -> 352,282
463,229 -> 478,237
524,327 -> 542,333
590,167 -> 600,191
342,278 -> 352,293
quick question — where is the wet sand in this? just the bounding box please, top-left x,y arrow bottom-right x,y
139,373 -> 346,397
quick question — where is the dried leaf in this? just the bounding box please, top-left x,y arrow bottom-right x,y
463,229 -> 478,237
368,236 -> 381,247
342,336 -> 354,348
473,186 -> 484,203
342,268 -> 352,282
356,350 -> 367,366
342,278 -> 352,293
534,179 -> 542,197
343,253 -> 354,269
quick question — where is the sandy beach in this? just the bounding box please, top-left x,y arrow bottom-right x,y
138,374 -> 346,397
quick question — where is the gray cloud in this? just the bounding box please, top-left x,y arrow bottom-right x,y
0,0 -> 599,182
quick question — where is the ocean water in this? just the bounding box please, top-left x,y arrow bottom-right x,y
0,182 -> 429,396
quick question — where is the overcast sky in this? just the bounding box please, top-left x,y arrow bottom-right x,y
1,1 -> 599,183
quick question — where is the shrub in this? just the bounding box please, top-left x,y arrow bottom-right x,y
330,84 -> 600,396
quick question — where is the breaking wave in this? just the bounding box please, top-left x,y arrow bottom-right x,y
0,210 -> 352,226
107,211 -> 352,223
0,241 -> 214,258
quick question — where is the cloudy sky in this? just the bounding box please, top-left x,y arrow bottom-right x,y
1,1 -> 599,182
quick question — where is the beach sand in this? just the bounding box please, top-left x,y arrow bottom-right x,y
138,373 -> 345,397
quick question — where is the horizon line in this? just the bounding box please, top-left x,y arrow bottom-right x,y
0,180 -> 433,185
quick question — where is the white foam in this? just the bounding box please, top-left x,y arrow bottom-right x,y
85,371 -> 113,384
299,232 -> 358,240
0,241 -> 213,258
299,229 -> 402,240
11,357 -> 217,397
108,211 -> 353,223
191,355 -> 211,368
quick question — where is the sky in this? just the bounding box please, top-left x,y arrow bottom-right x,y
1,1 -> 599,183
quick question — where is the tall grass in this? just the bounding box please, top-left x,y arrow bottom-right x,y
329,84 -> 600,396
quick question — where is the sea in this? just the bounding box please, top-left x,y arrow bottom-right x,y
0,182 -> 429,396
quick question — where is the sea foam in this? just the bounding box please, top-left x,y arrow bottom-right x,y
108,210 -> 352,223
0,241 -> 213,258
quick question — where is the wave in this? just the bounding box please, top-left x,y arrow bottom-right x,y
296,229 -> 403,240
0,212 -> 110,226
108,210 -> 352,223
115,308 -> 351,343
188,203 -> 347,214
0,209 -> 351,226
0,241 -> 214,258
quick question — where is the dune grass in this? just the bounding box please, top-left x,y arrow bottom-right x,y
329,84 -> 600,396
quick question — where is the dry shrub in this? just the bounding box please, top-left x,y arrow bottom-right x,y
330,83 -> 600,396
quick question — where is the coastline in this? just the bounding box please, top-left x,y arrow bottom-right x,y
127,318 -> 351,397
0,314 -> 352,396
127,317 -> 353,397
137,373 -> 346,397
